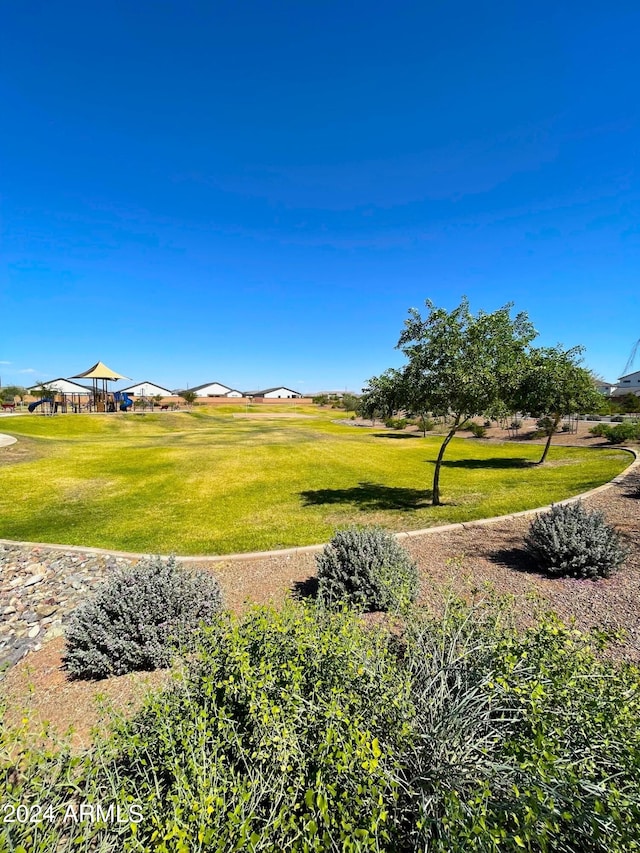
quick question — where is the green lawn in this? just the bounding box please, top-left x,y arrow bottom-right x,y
0,407 -> 630,555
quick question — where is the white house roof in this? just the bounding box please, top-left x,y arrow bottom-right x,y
617,370 -> 640,382
28,378 -> 93,394
120,380 -> 172,396
245,387 -> 302,397
189,381 -> 233,393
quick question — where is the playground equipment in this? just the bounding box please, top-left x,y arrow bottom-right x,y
72,361 -> 129,412
113,391 -> 133,411
28,398 -> 57,414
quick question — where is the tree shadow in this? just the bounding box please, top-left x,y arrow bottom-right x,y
300,481 -> 432,510
371,432 -> 423,440
489,547 -> 545,577
291,576 -> 319,601
440,457 -> 534,470
622,476 -> 640,499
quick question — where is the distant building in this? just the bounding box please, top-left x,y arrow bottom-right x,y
121,381 -> 173,397
27,378 -> 92,395
186,382 -> 243,398
594,380 -> 616,396
245,387 -> 302,399
613,369 -> 640,396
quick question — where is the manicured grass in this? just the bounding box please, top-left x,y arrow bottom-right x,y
0,408 -> 630,555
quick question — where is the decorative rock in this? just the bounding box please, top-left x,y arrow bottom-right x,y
21,611 -> 39,623
0,542 -> 137,673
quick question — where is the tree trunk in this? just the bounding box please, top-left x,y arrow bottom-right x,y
537,413 -> 561,464
432,415 -> 461,505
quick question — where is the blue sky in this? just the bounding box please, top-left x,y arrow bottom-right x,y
1,1 -> 639,393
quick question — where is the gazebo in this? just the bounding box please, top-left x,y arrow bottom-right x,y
72,361 -> 129,412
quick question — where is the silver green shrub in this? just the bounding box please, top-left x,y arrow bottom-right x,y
316,525 -> 419,611
63,555 -> 223,679
524,501 -> 627,579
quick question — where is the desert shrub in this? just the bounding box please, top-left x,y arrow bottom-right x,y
602,422 -> 640,443
589,423 -> 608,437
316,526 -> 419,611
524,501 -> 627,579
590,422 -> 640,443
410,415 -> 435,433
63,556 -> 223,679
385,417 -> 407,429
397,599 -> 640,852
96,603 -> 413,852
4,600 -> 640,852
468,422 -> 487,437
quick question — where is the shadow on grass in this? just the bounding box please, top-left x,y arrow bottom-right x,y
440,457 -> 534,470
300,481 -> 432,510
489,547 -> 546,577
371,433 -> 424,440
291,576 -> 319,601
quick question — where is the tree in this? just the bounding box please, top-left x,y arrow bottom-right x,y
32,383 -> 55,400
398,298 -> 536,505
339,393 -> 360,413
514,346 -> 603,464
0,385 -> 27,402
179,389 -> 198,407
360,369 -> 405,421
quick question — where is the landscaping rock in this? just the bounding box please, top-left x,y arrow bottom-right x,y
0,544 -> 138,676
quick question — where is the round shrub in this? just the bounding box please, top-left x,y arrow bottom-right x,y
64,555 -> 223,679
316,526 -> 419,611
468,422 -> 487,437
524,501 -> 627,579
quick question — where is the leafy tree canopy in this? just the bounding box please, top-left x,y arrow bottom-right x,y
397,297 -> 536,423
397,297 -> 537,504
0,385 -> 27,401
514,345 -> 605,463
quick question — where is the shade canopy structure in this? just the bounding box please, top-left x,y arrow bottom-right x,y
72,361 -> 129,381
71,361 -> 129,411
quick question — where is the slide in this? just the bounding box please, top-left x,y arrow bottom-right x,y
113,391 -> 133,411
28,398 -> 53,413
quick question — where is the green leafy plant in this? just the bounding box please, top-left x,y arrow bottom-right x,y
385,417 -> 408,430
468,422 -> 487,437
316,526 -> 419,612
3,599 -> 640,852
96,602 -> 412,852
63,555 -> 223,679
524,501 -> 628,579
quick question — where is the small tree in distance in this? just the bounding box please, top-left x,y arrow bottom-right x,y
514,346 -> 603,464
180,389 -> 198,407
0,384 -> 27,402
398,297 -> 536,505
360,368 -> 405,421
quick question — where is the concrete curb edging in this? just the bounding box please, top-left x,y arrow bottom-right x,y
0,447 -> 636,564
